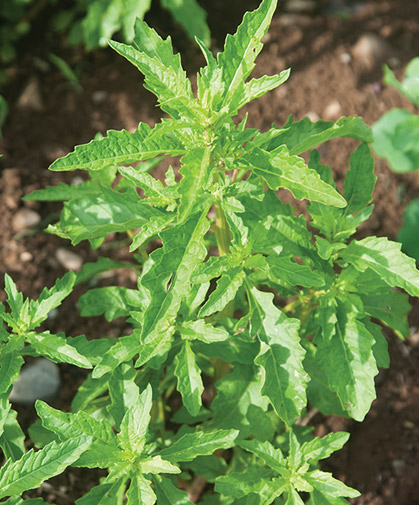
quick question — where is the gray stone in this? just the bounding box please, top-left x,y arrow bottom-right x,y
55,247 -> 83,271
352,33 -> 392,71
12,208 -> 41,232
10,358 -> 60,404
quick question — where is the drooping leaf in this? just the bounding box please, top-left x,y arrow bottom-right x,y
249,286 -> 308,425
341,236 -> 419,297
0,409 -> 25,461
315,297 -> 378,421
262,116 -> 373,155
75,479 -> 126,505
174,340 -> 204,416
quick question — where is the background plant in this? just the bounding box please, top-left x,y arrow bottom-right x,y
372,58 -> 419,261
1,0 -> 419,503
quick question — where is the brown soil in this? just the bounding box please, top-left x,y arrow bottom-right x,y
1,0 -> 419,503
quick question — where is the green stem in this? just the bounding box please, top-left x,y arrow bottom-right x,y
214,203 -> 232,256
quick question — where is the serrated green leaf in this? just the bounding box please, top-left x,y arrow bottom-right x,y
239,71 -> 290,109
199,266 -> 245,318
51,188 -> 166,246
50,124 -> 148,171
315,297 -> 378,421
0,352 -> 24,395
36,401 -> 120,468
180,319 -> 230,343
306,470 -> 360,498
341,236 -> 419,297
245,147 -> 346,207
159,429 -> 238,463
140,210 -> 210,344
3,275 -> 24,321
153,475 -> 194,505
174,340 -> 204,416
300,432 -> 349,463
75,479 -> 126,505
117,383 -> 153,454
217,0 -> 278,109
110,21 -> 198,120
0,436 -> 91,498
343,143 -> 376,215
264,116 -> 373,155
0,409 -> 25,460
249,286 -> 308,425
383,59 -> 419,106
127,474 -> 156,505
178,147 -> 213,222
215,466 -> 274,499
78,286 -> 146,321
26,331 -> 91,368
239,439 -> 285,472
211,364 -> 268,431
266,255 -> 325,288
130,214 -> 175,252
139,455 -> 180,475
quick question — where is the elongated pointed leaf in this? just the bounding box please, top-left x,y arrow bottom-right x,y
78,286 -> 146,321
153,475 -> 194,505
50,124 -> 148,172
264,116 -> 373,155
126,475 -> 156,505
217,0 -> 277,105
199,266 -> 245,317
0,409 -> 25,461
140,211 -> 210,344
180,319 -> 229,343
245,147 -> 346,207
51,188 -> 165,246
0,352 -> 24,395
343,143 -> 376,215
26,332 -> 91,368
178,147 -> 213,222
306,470 -> 360,499
266,255 -> 325,288
300,432 -> 350,463
159,429 -> 238,463
75,479 -> 126,505
341,236 -> 419,296
240,71 -> 290,109
174,340 -> 204,416
0,436 -> 91,498
249,287 -> 308,425
110,21 -> 198,120
239,439 -> 285,472
211,364 -> 268,432
28,272 -> 75,328
75,257 -> 135,286
315,298 -> 378,421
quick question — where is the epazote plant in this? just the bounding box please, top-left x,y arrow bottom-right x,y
2,0 -> 419,503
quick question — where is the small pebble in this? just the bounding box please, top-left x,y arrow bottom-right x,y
284,0 -> 317,14
305,111 -> 320,122
10,358 -> 60,404
322,99 -> 342,120
339,52 -> 352,64
92,90 -> 108,104
12,208 -> 41,232
19,251 -> 33,263
352,33 -> 392,71
55,248 -> 83,271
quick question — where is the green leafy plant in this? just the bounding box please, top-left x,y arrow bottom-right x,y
372,57 -> 419,261
2,0 -> 419,502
